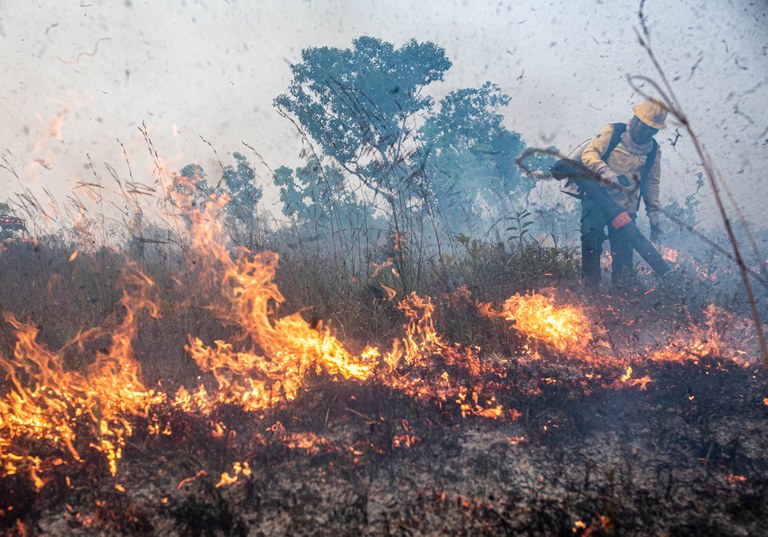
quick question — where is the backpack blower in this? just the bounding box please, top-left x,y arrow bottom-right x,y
551,147 -> 670,277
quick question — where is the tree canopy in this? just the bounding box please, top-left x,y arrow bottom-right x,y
275,36 -> 536,240
420,82 -> 532,230
275,36 -> 452,176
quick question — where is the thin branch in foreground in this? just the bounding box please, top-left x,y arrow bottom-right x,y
629,26 -> 767,367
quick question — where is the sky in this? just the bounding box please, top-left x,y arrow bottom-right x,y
1,0 -> 766,230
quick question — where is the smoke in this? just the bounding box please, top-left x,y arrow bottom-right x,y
0,1 -> 765,239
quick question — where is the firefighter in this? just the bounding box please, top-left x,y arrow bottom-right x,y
579,98 -> 667,290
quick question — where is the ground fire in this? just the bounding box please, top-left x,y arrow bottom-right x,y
0,190 -> 765,536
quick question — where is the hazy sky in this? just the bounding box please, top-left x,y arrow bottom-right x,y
1,0 -> 766,228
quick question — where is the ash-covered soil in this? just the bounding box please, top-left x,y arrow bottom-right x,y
4,358 -> 766,536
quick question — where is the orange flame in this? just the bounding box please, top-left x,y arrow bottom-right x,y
0,266 -> 162,484
2,186 -> 759,494
649,304 -> 754,365
176,196 -> 501,417
660,246 -> 680,264
483,290 -> 592,355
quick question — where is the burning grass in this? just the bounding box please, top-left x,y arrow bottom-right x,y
3,356 -> 764,536
0,201 -> 766,535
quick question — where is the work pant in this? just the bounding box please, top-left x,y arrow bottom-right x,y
580,196 -> 635,289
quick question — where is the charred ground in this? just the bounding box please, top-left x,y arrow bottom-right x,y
4,355 -> 766,536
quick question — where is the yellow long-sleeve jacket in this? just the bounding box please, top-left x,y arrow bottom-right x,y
580,123 -> 661,215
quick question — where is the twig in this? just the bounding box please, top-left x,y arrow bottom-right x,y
0,155 -> 19,180
324,394 -> 339,429
199,135 -> 226,190
629,27 -> 768,367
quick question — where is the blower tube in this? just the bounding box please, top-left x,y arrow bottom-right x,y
554,161 -> 670,276
551,158 -> 669,276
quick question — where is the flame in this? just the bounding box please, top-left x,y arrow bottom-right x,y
215,461 -> 251,488
177,470 -> 207,491
384,292 -> 444,367
392,434 -> 419,448
1,186 -> 759,495
658,245 -> 725,282
619,366 -> 651,390
392,231 -> 407,252
158,195 -> 373,414
175,196 -> 502,418
183,251 -> 374,411
36,107 -> 68,142
660,246 -> 680,263
371,258 -> 394,278
484,290 -> 592,355
726,474 -> 747,485
380,283 -> 397,300
0,266 -> 162,485
649,304 -> 754,365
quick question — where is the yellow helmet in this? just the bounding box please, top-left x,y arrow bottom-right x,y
632,98 -> 668,129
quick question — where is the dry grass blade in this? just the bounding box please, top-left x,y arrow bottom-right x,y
628,27 -> 768,368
